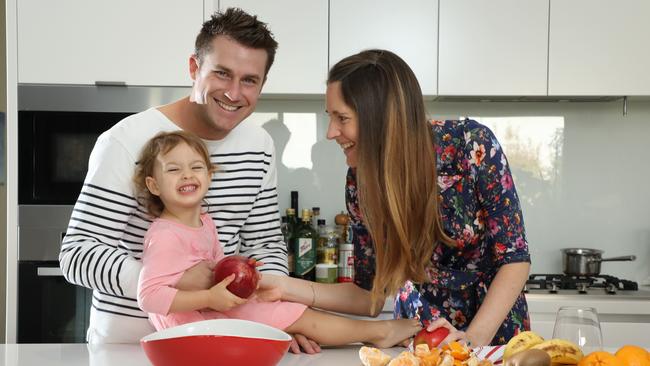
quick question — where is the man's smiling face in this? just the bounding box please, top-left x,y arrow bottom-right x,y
189,35 -> 268,140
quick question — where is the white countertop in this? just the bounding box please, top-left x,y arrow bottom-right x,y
0,343 -> 403,366
1,343 -> 638,366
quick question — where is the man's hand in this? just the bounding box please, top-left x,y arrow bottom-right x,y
289,333 -> 321,354
175,261 -> 215,291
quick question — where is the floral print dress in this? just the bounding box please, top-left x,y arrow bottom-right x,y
346,119 -> 531,345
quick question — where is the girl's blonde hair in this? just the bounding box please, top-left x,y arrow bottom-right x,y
328,50 -> 455,313
133,130 -> 217,217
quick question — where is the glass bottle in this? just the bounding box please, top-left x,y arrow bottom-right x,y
311,207 -> 321,228
317,225 -> 339,266
285,208 -> 298,276
316,219 -> 328,264
290,191 -> 299,215
293,208 -> 316,281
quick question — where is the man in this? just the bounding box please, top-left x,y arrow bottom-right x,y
59,8 -> 319,353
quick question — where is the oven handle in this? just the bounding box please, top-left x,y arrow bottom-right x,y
37,267 -> 64,277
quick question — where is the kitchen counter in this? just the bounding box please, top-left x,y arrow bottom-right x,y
1,343 -> 640,366
0,343 -> 403,366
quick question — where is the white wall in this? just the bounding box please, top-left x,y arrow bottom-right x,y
253,99 -> 650,285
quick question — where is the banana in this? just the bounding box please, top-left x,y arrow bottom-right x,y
531,339 -> 584,365
504,331 -> 545,360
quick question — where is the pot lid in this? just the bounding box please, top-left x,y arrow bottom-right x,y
562,248 -> 604,255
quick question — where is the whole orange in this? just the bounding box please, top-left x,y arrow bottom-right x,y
578,351 -> 624,366
616,345 -> 650,366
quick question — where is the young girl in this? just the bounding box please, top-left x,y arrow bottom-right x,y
133,130 -> 421,348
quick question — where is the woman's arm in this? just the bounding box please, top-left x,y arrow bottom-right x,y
261,274 -> 386,317
462,121 -> 531,346
465,262 -> 530,346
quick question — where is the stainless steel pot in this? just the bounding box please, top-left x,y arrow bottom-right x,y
562,248 -> 636,276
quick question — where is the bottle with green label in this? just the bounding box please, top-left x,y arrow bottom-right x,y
293,208 -> 316,281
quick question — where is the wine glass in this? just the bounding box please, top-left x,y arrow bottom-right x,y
552,306 -> 603,354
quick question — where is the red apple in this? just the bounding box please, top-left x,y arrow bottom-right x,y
413,327 -> 450,349
213,255 -> 259,299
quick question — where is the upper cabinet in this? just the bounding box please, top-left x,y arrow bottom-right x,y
438,0 -> 549,96
548,0 -> 650,96
16,0 -> 650,96
329,0 -> 438,96
17,0 -> 202,86
214,0 -> 328,95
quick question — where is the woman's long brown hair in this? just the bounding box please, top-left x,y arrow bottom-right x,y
328,50 -> 454,312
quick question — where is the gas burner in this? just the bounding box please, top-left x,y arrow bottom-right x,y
525,274 -> 638,294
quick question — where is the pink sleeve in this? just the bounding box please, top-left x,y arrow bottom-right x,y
137,227 -> 190,315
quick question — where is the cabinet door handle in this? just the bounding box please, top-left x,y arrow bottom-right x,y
37,267 -> 64,277
94,81 -> 127,86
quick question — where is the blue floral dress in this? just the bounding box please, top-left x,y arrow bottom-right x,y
346,119 -> 531,345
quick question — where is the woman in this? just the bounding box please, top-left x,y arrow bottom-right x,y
262,49 -> 530,347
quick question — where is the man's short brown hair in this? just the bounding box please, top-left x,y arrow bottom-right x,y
195,8 -> 278,77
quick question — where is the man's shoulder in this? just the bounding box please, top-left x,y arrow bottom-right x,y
97,108 -> 180,157
212,119 -> 274,153
105,108 -> 178,140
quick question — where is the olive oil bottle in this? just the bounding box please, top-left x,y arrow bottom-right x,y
293,209 -> 316,281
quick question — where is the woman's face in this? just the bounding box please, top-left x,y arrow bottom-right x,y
326,81 -> 359,168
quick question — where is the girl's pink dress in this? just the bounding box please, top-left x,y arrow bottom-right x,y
137,213 -> 306,331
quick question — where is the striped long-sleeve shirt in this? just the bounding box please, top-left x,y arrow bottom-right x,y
59,108 -> 288,343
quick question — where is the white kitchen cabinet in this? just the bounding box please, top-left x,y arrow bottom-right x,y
438,0 -> 549,96
329,0 -> 438,96
548,0 -> 650,96
527,293 -> 650,348
212,0 -> 328,95
17,0 -> 202,86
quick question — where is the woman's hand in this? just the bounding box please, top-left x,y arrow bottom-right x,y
256,273 -> 286,299
426,318 -> 468,346
175,260 -> 215,291
205,274 -> 247,312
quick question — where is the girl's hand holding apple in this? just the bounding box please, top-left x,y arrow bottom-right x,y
204,273 -> 248,312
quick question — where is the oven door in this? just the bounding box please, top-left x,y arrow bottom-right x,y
17,261 -> 92,343
18,110 -> 132,205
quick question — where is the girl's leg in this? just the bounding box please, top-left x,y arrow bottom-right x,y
284,308 -> 421,348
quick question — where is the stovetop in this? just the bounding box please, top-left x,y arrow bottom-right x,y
525,273 -> 639,295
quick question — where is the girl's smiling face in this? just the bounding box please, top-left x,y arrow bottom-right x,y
145,142 -> 212,215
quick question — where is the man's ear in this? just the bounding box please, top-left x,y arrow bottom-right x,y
145,176 -> 161,196
189,54 -> 200,81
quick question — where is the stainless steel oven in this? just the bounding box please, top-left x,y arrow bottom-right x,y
17,205 -> 91,343
17,106 -> 131,342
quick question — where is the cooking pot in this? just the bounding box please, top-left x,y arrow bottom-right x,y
562,248 -> 636,276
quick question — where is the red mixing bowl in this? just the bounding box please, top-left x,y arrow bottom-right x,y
140,319 -> 292,366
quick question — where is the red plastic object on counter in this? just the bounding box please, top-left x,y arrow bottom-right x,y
141,319 -> 291,366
